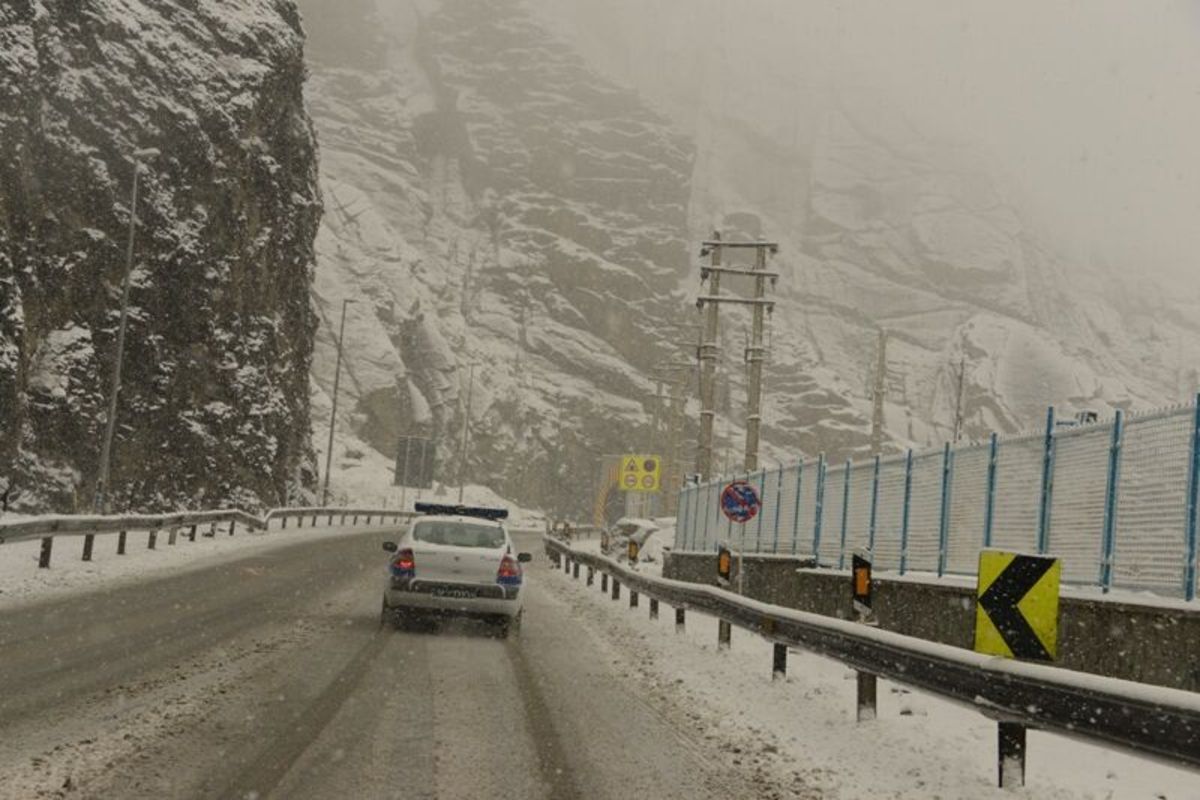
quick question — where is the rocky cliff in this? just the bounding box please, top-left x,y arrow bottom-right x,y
0,0 -> 321,512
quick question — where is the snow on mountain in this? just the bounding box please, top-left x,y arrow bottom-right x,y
0,0 -> 321,512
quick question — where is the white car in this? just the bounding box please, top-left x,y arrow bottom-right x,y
380,504 -> 531,637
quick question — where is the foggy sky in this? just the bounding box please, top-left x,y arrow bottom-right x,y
533,0 -> 1200,288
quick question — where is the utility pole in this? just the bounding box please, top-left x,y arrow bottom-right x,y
869,329 -> 888,457
952,356 -> 966,443
322,298 -> 355,506
94,146 -> 159,514
696,232 -> 722,480
456,362 -> 477,504
695,234 -> 779,474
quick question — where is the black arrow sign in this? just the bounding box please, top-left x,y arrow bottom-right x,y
978,555 -> 1056,661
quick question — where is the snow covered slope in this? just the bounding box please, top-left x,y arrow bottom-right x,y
0,0 -> 321,512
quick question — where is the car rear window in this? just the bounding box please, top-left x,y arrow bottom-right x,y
411,520 -> 506,549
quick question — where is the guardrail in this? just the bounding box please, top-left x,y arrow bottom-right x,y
0,507 -> 414,569
544,536 -> 1200,788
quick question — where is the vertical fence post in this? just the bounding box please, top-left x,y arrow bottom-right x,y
678,485 -> 689,550
701,482 -> 712,552
692,484 -> 702,550
937,442 -> 954,577
983,433 -> 999,549
790,461 -> 804,555
771,466 -> 784,552
837,460 -> 852,570
867,455 -> 881,555
1037,406 -> 1056,555
1185,397 -> 1200,601
812,454 -> 827,561
899,450 -> 914,575
754,469 -> 767,552
1100,410 -> 1124,592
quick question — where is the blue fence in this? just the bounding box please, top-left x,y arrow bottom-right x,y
674,399 -> 1200,600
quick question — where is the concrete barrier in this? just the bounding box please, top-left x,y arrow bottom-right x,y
663,550 -> 1200,692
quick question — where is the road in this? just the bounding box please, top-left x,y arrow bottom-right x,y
0,528 -> 786,799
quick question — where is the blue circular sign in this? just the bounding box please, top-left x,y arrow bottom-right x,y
720,480 -> 761,524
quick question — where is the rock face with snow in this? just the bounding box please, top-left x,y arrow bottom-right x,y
0,0 -> 321,512
300,0 -> 694,514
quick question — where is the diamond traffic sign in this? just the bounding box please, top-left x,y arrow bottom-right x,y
974,550 -> 1061,661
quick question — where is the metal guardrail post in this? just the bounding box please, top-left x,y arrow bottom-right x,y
147,529 -> 157,550
790,461 -> 804,555
189,524 -> 197,542
717,619 -> 731,649
649,597 -> 659,619
611,577 -> 621,601
117,530 -> 127,554
899,450 -> 914,575
772,643 -> 787,680
984,432 -> 999,548
1101,410 -> 1124,591
998,721 -> 1027,788
937,442 -> 954,577
587,566 -> 594,586
771,466 -> 784,552
281,515 -> 288,529
1037,406 -> 1057,555
867,455 -> 881,554
601,573 -> 608,592
675,607 -> 685,632
229,521 -> 236,536
311,513 -> 318,527
837,459 -> 852,569
82,534 -> 94,562
39,537 -> 53,568
1185,397 -> 1200,601
168,527 -> 177,545
572,561 -> 580,579
630,589 -> 639,608
812,454 -> 826,560
856,672 -> 877,722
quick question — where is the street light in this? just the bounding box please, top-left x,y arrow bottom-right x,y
94,146 -> 159,514
457,362 -> 478,504
321,298 -> 355,506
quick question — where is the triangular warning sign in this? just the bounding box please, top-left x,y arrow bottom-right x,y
625,458 -> 639,472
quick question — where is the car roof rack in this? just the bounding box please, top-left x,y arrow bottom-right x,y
413,502 -> 509,521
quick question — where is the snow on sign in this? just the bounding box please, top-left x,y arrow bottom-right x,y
618,454 -> 661,493
720,480 -> 761,524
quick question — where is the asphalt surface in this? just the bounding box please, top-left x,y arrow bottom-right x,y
0,529 -> 776,799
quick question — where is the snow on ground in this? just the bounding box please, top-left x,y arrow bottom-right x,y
544,559 -> 1200,799
0,523 -> 378,610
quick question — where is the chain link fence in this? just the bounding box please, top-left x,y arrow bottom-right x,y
674,403 -> 1200,600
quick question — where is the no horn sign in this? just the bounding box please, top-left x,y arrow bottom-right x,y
720,480 -> 761,524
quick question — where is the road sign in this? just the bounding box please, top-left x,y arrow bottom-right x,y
719,480 -> 760,524
974,550 -> 1061,661
717,544 -> 732,584
618,453 -> 661,493
852,553 -> 872,616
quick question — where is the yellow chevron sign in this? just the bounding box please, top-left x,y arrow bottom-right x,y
974,550 -> 1061,661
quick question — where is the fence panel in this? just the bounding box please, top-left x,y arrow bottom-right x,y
796,461 -> 820,556
989,433 -> 1044,555
843,462 -> 875,562
945,442 -> 990,574
904,450 -> 943,573
1048,424 -> 1111,584
773,463 -> 801,553
752,469 -> 777,552
872,456 -> 908,571
1112,409 -> 1193,595
815,464 -> 845,566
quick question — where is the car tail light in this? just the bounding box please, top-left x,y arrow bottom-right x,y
497,554 -> 522,586
391,548 -> 415,578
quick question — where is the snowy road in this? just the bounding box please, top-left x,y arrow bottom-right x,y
0,529 -> 783,799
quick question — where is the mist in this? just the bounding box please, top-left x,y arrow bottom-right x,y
531,0 -> 1200,289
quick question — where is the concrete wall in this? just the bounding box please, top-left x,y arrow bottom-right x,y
663,551 -> 1200,692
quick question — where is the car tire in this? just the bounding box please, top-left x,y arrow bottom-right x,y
499,610 -> 522,640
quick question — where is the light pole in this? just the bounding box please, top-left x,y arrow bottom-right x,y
94,146 -> 159,515
457,362 -> 477,504
321,298 -> 355,506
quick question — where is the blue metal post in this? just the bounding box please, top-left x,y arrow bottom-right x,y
867,455 -> 881,554
1100,410 -> 1124,592
701,482 -> 712,551
837,460 -> 852,569
937,442 -> 954,577
1037,406 -> 1056,554
790,461 -> 804,555
812,454 -> 827,561
899,450 -> 914,575
1185,398 -> 1200,601
983,433 -> 999,548
678,485 -> 689,550
754,469 -> 767,552
771,465 -> 784,552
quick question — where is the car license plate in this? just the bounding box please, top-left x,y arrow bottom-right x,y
432,587 -> 477,600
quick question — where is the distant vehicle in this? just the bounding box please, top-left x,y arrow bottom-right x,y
380,502 -> 531,637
